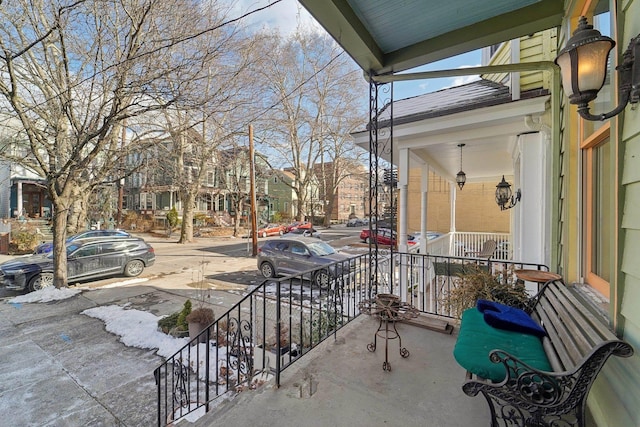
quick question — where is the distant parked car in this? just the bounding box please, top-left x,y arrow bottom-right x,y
1,237 -> 155,292
287,227 -> 322,238
257,237 -> 353,287
254,223 -> 286,238
359,228 -> 417,247
34,229 -> 131,254
346,218 -> 365,227
285,221 -> 312,233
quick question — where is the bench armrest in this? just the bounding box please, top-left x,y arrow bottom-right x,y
462,349 -> 564,405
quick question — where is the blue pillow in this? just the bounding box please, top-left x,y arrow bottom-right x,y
476,299 -> 546,338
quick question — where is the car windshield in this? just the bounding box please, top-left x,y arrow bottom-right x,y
306,241 -> 336,256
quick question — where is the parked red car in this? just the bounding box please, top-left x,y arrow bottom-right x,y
359,228 -> 417,247
255,223 -> 286,237
286,221 -> 312,233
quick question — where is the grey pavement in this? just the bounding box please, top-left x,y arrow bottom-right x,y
0,231 -> 490,427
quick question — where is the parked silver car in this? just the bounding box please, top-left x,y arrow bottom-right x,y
257,237 -> 353,287
34,229 -> 131,254
1,237 -> 155,292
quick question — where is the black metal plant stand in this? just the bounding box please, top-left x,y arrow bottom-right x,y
363,294 -> 418,371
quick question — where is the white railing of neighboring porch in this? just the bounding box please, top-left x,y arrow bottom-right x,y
413,232 -> 511,261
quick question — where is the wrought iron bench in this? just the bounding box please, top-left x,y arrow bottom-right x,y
457,279 -> 634,427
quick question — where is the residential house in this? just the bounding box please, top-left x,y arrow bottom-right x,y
267,169 -> 300,222
0,136 -> 51,220
216,146 -> 269,225
302,0 -> 640,425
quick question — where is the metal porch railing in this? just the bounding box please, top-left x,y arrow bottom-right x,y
153,250 -> 547,425
153,252 -> 386,426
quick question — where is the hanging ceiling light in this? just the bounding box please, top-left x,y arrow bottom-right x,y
495,175 -> 521,210
456,144 -> 466,190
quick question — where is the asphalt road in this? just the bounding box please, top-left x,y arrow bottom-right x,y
0,225 -> 364,299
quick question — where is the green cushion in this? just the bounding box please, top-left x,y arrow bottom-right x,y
453,307 -> 552,382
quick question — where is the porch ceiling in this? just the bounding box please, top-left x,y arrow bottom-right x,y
297,0 -> 564,74
351,95 -> 549,183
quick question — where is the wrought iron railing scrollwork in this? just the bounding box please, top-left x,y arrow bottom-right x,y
154,247 -> 549,425
154,252 -> 381,426
368,75 -> 395,299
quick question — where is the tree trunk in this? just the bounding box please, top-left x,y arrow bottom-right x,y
51,198 -> 70,288
232,199 -> 243,237
179,191 -> 195,243
323,198 -> 333,227
67,187 -> 90,233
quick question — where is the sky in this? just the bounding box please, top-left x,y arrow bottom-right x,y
237,0 -> 482,101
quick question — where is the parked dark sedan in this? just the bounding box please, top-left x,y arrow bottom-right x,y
1,237 -> 155,292
34,229 -> 131,254
257,237 -> 353,287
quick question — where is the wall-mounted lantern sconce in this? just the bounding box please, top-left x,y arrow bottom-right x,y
456,143 -> 466,190
495,175 -> 521,210
554,16 -> 640,121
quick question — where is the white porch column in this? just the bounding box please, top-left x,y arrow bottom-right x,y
398,148 -> 410,252
398,148 -> 410,303
16,181 -> 23,217
420,164 -> 429,254
449,181 -> 457,254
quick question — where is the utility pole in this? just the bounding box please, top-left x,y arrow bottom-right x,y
249,125 -> 258,256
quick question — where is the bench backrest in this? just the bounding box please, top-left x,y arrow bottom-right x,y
530,280 -> 625,372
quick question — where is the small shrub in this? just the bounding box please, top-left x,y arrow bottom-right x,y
176,300 -> 192,331
158,312 -> 180,334
158,300 -> 192,334
270,322 -> 289,348
443,267 -> 530,318
11,229 -> 40,253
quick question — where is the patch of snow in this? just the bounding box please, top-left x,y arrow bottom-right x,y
82,305 -> 188,358
7,287 -> 81,303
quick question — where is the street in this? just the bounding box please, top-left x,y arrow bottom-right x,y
0,224 -> 365,300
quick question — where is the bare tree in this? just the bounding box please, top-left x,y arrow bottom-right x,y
153,24 -> 261,244
254,30 -> 367,221
0,0 -> 237,287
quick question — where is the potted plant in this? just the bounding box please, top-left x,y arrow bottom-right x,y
270,321 -> 289,354
184,258 -> 216,344
253,322 -> 299,373
443,267 -> 530,318
186,306 -> 215,344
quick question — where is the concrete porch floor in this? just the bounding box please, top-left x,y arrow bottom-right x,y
194,314 -> 490,427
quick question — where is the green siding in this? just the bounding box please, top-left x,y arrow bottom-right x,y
590,2 -> 640,426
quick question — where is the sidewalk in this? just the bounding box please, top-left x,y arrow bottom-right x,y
0,243 -> 259,426
0,234 -> 490,426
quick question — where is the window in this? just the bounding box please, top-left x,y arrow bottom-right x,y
582,126 -> 611,297
290,244 -> 307,255
579,3 -> 613,299
489,42 -> 502,58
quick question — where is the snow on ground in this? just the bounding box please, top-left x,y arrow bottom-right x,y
8,286 -> 82,303
82,304 -> 188,358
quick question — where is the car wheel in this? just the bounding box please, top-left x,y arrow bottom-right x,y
364,236 -> 371,243
260,262 -> 276,278
314,270 -> 331,288
279,230 -> 284,236
28,273 -> 54,292
261,231 -> 267,238
124,260 -> 145,277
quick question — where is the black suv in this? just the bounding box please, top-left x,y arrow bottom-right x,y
0,237 -> 155,292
